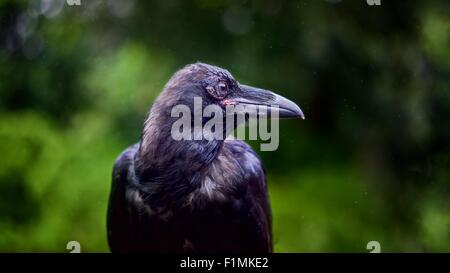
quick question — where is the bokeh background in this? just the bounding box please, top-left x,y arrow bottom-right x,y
0,0 -> 449,252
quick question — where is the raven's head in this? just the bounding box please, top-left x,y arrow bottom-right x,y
157,62 -> 304,123
139,62 -> 304,174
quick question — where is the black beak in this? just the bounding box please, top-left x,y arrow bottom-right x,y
229,84 -> 305,119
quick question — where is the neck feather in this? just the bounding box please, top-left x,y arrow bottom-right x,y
136,103 -> 223,186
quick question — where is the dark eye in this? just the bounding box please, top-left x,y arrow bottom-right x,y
218,82 -> 227,92
205,82 -> 228,99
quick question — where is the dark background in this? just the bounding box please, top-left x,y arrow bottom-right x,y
0,0 -> 449,252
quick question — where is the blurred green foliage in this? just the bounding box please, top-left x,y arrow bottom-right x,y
0,0 -> 449,252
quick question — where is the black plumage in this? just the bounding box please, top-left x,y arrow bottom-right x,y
107,63 -> 303,252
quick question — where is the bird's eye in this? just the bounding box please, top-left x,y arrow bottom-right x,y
205,82 -> 228,99
218,82 -> 227,92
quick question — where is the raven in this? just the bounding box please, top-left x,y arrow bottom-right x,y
107,63 -> 304,252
